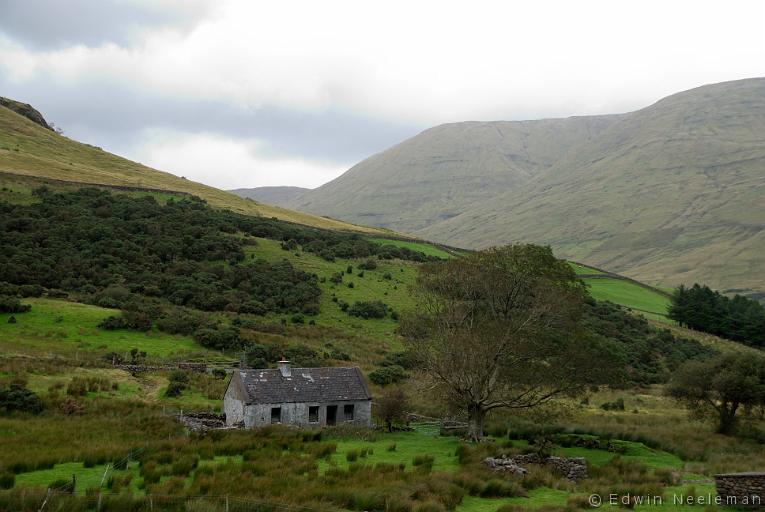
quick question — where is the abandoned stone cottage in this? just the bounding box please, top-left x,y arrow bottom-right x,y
223,360 -> 372,428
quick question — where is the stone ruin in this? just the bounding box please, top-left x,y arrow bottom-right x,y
482,453 -> 588,481
179,412 -> 227,432
714,472 -> 764,508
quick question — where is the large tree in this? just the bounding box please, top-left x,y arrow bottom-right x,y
667,352 -> 765,435
402,244 -> 620,439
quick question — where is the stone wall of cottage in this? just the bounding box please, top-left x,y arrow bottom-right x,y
241,400 -> 372,428
714,472 -> 764,508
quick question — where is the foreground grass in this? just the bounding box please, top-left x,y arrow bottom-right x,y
322,432 -> 460,473
14,461 -> 140,495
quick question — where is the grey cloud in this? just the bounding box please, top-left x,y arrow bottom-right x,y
0,0 -> 210,49
0,74 -> 421,165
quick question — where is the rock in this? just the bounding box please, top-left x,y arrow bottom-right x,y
482,454 -> 587,481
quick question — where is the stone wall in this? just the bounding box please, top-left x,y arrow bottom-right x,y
714,472 -> 764,508
242,400 -> 372,428
483,454 -> 588,481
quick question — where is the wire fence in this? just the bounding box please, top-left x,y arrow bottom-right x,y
8,489 -> 328,512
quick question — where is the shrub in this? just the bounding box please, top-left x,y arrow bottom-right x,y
164,381 -> 185,398
0,472 -> 14,490
358,259 -> 378,270
601,397 -> 626,411
346,449 -> 360,462
369,365 -> 408,386
0,385 -> 43,415
0,295 -> 31,314
156,309 -> 207,335
329,272 -> 343,284
193,326 -> 243,351
348,300 -> 388,319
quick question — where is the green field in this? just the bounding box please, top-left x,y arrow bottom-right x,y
569,262 -> 604,275
245,237 -> 419,359
0,298 -> 206,359
584,277 -> 671,323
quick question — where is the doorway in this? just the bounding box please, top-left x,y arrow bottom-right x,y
326,405 -> 337,425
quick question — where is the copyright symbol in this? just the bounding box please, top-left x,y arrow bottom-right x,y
588,494 -> 602,508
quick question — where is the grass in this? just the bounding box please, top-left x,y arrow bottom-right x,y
584,277 -> 671,323
0,298 -> 206,359
244,237 -> 419,360
321,431 -> 460,473
367,237 -> 455,259
569,262 -> 604,275
0,106 -> 388,234
13,461 -> 140,495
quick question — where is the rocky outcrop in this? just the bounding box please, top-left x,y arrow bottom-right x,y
714,472 -> 764,508
0,97 -> 54,131
483,454 -> 588,481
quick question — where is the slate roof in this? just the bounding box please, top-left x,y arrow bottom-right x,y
236,367 -> 371,404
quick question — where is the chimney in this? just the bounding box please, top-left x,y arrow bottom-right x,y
278,358 -> 291,377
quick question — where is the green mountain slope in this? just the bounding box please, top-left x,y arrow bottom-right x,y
288,78 -> 765,297
0,103 -> 386,234
420,78 -> 765,296
287,115 -> 617,232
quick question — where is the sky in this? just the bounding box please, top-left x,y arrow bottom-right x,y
1,0 -> 764,190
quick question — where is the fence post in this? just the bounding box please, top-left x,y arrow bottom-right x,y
225,495 -> 230,512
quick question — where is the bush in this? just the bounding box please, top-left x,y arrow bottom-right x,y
369,365 -> 408,386
0,295 -> 31,314
348,300 -> 388,319
164,381 -> 185,398
156,309 -> 207,335
193,326 -> 243,351
0,385 -> 43,415
358,259 -> 378,270
0,472 -> 14,490
601,398 -> 626,411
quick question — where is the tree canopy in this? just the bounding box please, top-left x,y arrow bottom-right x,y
667,352 -> 765,435
402,244 -> 622,439
669,283 -> 765,348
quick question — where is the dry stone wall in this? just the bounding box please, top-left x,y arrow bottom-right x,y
714,472 -> 764,508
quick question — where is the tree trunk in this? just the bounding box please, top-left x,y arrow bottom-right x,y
467,403 -> 486,441
717,402 -> 739,435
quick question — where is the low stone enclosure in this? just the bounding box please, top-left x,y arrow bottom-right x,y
714,472 -> 764,508
483,454 -> 588,481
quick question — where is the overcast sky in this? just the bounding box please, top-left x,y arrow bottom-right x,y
1,0 -> 763,190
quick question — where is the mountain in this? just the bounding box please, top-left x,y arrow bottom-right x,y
229,185 -> 309,206
0,100 -> 385,234
288,78 -> 765,297
288,116 -> 618,232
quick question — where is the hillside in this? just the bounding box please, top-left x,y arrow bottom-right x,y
0,103 -> 386,234
288,78 -> 765,297
229,185 -> 309,205
288,116 -> 618,232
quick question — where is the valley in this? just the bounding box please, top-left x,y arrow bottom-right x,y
1,92 -> 763,512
